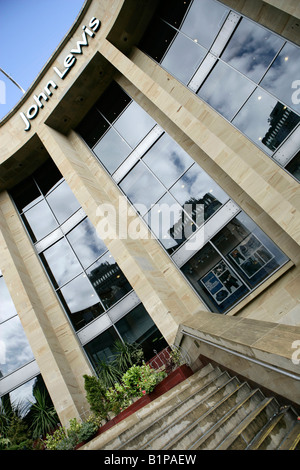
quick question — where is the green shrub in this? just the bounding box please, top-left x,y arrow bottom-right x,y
83,374 -> 110,420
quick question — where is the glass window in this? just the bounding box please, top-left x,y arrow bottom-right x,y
84,327 -> 120,367
76,107 -> 109,148
115,304 -> 168,361
0,276 -> 17,323
197,61 -> 256,120
10,176 -> 42,213
170,164 -> 228,223
114,101 -> 156,148
66,218 -> 107,269
93,127 -> 132,174
0,316 -> 35,378
138,17 -> 178,63
211,212 -> 289,288
40,238 -> 82,288
58,273 -> 104,331
158,0 -> 192,29
95,81 -> 132,124
232,88 -> 300,155
161,32 -> 207,84
261,42 -> 300,114
221,17 -> 284,83
21,199 -> 58,242
119,161 -> 166,215
285,151 -> 300,182
144,192 -> 196,253
86,252 -> 132,310
181,243 -> 249,313
142,133 -> 193,188
46,181 -> 81,224
181,0 -> 229,49
34,159 -> 63,196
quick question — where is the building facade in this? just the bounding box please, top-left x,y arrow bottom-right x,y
0,0 -> 300,426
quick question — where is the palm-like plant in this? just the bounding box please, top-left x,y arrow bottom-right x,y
23,388 -> 59,439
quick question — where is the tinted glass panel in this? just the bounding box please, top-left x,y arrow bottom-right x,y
10,177 -> 42,213
232,88 -> 300,155
114,101 -> 156,148
158,0 -> 192,29
198,61 -> 256,120
170,164 -> 228,223
95,81 -> 131,123
21,200 -> 58,242
58,273 -> 104,331
286,151 -> 300,182
76,108 -> 109,148
87,252 -> 132,310
67,218 -> 107,269
84,327 -> 120,366
161,32 -> 207,84
34,159 -> 63,196
221,17 -> 284,82
93,127 -> 132,174
139,18 -> 178,62
181,243 -> 249,313
261,42 -> 300,113
212,212 -> 289,288
46,181 -> 81,224
115,304 -> 168,361
119,162 -> 166,214
40,238 -> 82,288
181,0 -> 229,49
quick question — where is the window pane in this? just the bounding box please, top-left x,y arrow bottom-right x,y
115,304 -> 168,361
221,17 -> 284,83
261,42 -> 300,113
76,107 -> 109,148
119,161 -> 166,214
232,88 -> 300,155
34,159 -> 63,196
181,243 -> 249,313
10,176 -> 42,213
138,17 -> 178,63
58,274 -> 104,331
0,276 -> 17,322
181,0 -> 229,49
158,0 -> 192,29
87,252 -> 132,310
170,164 -> 228,223
40,238 -> 82,288
144,192 -> 196,252
21,200 -> 58,242
95,81 -> 131,124
67,218 -> 107,269
0,316 -> 34,377
211,212 -> 289,288
285,151 -> 300,182
161,32 -> 207,84
84,327 -> 120,367
198,61 -> 256,120
93,127 -> 131,174
46,181 -> 81,224
114,101 -> 156,148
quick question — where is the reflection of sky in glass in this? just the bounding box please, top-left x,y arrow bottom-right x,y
94,127 -> 131,174
67,218 -> 107,269
0,276 -> 17,322
22,199 -> 58,242
232,88 -> 299,155
142,133 -> 193,188
170,164 -> 228,207
46,181 -> 81,224
114,101 -> 156,148
162,32 -> 207,84
42,238 -> 82,288
0,316 -> 34,377
198,61 -> 256,120
221,17 -> 284,83
8,377 -> 37,415
181,0 -> 229,49
59,273 -> 101,313
261,42 -> 300,113
119,162 -> 166,214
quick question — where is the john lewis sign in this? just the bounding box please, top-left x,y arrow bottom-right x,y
20,17 -> 101,131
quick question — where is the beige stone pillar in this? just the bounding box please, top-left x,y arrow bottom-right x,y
38,125 -> 205,344
0,191 -> 93,426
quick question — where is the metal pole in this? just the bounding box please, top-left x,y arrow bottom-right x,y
0,67 -> 25,94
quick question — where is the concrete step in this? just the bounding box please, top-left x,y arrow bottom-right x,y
278,422 -> 300,450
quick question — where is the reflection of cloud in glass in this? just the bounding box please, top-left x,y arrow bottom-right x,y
221,17 -> 284,82
0,276 -> 17,322
94,127 -> 131,174
198,61 -> 255,120
114,101 -> 156,148
42,238 -> 82,287
261,42 -> 300,113
60,274 -> 99,313
22,200 -> 58,242
46,181 -> 81,224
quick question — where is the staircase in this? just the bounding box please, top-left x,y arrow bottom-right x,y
96,363 -> 300,451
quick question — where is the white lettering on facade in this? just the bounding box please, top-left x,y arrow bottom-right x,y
20,17 -> 101,131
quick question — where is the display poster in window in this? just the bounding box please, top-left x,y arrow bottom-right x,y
229,234 -> 273,279
199,260 -> 243,305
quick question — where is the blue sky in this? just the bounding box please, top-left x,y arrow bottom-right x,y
0,0 -> 85,120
